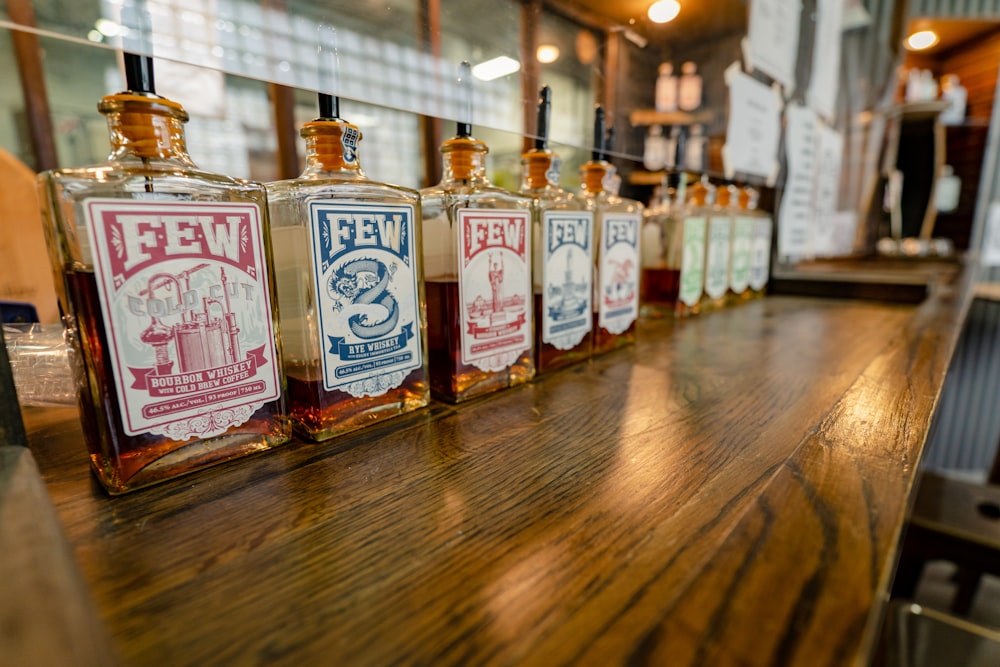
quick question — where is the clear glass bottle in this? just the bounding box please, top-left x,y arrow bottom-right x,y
420,77 -> 534,402
676,175 -> 709,317
521,86 -> 593,374
579,107 -> 643,353
746,187 -> 774,298
38,54 -> 289,494
655,63 -> 677,113
702,183 -> 734,311
678,61 -> 703,111
640,176 -> 680,319
729,186 -> 754,301
266,94 -> 428,440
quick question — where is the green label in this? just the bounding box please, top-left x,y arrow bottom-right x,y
730,216 -> 754,293
679,216 -> 706,306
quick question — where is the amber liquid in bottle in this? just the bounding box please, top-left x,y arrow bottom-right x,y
421,134 -> 535,402
640,182 -> 681,318
267,101 -> 429,440
39,75 -> 290,494
579,161 -> 643,353
521,148 -> 594,374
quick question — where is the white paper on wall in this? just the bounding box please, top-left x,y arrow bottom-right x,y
982,203 -> 1000,267
747,0 -> 802,90
778,103 -> 817,258
807,0 -> 844,121
723,67 -> 783,181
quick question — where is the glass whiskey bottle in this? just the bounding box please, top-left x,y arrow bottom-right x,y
729,186 -> 754,301
420,88 -> 534,402
266,94 -> 428,440
520,86 -> 593,374
676,175 -> 709,317
38,53 -> 290,494
745,187 -> 774,298
579,107 -> 642,353
640,176 -> 680,318
702,183 -> 734,311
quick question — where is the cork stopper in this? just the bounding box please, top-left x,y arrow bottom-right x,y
582,161 -> 609,193
442,136 -> 488,181
690,178 -> 708,207
301,119 -> 363,172
98,93 -> 189,160
717,185 -> 733,208
737,187 -> 751,210
522,149 -> 555,189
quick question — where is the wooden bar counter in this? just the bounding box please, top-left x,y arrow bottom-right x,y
15,266 -> 973,666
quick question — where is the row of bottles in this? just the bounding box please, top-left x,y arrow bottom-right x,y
38,51 -> 651,494
640,175 -> 773,319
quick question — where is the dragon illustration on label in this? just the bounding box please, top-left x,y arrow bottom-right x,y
598,213 -> 640,334
309,201 -> 422,397
83,199 -> 281,440
457,209 -> 532,372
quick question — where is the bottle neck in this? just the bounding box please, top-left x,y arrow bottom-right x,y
521,150 -> 560,191
100,93 -> 192,162
301,120 -> 365,176
580,160 -> 612,195
441,136 -> 488,184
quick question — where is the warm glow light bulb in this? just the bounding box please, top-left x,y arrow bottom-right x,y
906,30 -> 939,50
536,44 -> 560,64
648,0 -> 681,24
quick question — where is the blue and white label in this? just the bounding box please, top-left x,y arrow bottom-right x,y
598,212 -> 640,334
542,210 -> 594,349
309,200 -> 422,397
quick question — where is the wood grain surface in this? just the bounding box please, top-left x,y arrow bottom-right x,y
20,271 -> 972,666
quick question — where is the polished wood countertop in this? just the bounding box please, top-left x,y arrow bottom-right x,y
20,270 -> 973,666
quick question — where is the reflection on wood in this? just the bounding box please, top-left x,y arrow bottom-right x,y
22,267 -> 972,665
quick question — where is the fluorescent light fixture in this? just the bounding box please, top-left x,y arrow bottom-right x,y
905,30 -> 939,51
648,0 -> 681,24
95,18 -> 121,37
472,56 -> 521,81
536,44 -> 560,64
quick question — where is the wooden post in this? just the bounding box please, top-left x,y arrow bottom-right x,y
7,0 -> 58,171
269,83 -> 300,180
418,0 -> 443,187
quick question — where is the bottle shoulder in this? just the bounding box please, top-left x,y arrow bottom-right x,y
419,184 -> 532,211
43,160 -> 264,201
266,176 -> 419,204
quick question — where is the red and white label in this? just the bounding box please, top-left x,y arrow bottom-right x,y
457,209 -> 532,372
84,199 -> 281,440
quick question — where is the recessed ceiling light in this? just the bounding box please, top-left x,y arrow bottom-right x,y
536,44 -> 560,64
648,0 -> 681,24
95,18 -> 121,37
906,30 -> 939,51
472,56 -> 521,81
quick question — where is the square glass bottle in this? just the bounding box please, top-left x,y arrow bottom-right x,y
579,107 -> 643,354
266,94 -> 429,440
38,53 -> 290,494
520,87 -> 594,374
421,66 -> 535,402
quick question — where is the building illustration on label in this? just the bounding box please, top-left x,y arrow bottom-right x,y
543,211 -> 592,350
85,200 -> 281,440
310,201 -> 422,397
458,209 -> 532,372
599,214 -> 640,334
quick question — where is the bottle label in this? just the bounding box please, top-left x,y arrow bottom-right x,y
679,216 -> 706,306
83,199 -> 281,439
542,210 -> 594,350
457,208 -> 532,372
705,215 -> 732,299
730,216 -> 754,293
309,201 -> 423,397
749,216 -> 773,291
598,212 -> 640,334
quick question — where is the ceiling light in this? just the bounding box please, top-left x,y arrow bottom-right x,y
648,0 -> 681,24
472,56 -> 521,81
95,18 -> 121,37
536,44 -> 560,64
906,30 -> 939,51
87,30 -> 104,43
